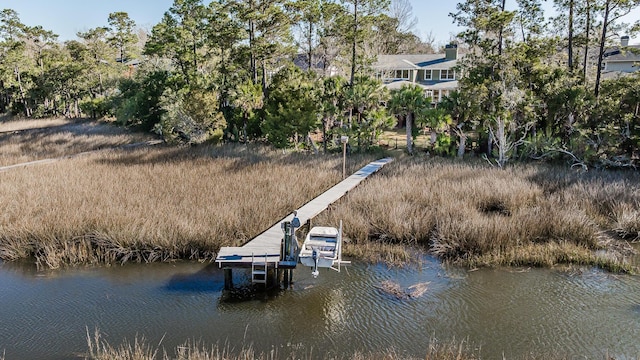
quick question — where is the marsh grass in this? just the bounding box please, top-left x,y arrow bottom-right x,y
83,332 -> 640,360
85,329 -> 483,360
612,203 -> 640,241
0,143 -> 374,268
2,118 -> 638,273
0,117 -> 71,132
0,119 -> 155,167
86,328 -> 162,360
315,156 -> 640,272
343,241 -> 420,266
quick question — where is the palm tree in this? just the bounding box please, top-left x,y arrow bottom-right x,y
388,83 -> 428,154
344,76 -> 389,150
365,108 -> 397,146
318,76 -> 346,153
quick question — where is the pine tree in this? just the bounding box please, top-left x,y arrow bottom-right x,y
107,12 -> 137,63
338,0 -> 390,85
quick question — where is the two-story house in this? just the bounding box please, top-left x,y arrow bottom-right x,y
372,44 -> 461,103
602,36 -> 640,79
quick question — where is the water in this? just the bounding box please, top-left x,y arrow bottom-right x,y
0,257 -> 639,359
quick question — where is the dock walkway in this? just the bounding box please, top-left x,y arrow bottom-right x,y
215,157 -> 393,269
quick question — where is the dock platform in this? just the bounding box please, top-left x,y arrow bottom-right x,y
215,157 -> 393,271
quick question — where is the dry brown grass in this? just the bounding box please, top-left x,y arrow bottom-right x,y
86,328 -> 162,360
83,330 -> 639,360
0,117 -> 71,132
0,143 -> 374,268
315,156 -> 640,272
85,329 -> 481,360
0,119 -> 156,167
343,240 -> 420,266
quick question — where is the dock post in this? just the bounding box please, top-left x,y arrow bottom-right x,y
283,269 -> 291,288
282,270 -> 288,288
224,269 -> 233,290
270,268 -> 278,288
282,221 -> 292,260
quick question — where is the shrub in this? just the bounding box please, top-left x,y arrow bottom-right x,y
156,88 -> 226,145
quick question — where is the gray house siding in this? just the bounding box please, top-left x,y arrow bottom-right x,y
606,61 -> 638,73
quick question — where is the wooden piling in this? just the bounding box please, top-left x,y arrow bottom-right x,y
224,269 -> 233,290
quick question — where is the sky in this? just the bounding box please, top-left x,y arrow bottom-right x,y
3,0 -> 639,46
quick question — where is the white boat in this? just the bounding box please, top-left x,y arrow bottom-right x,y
298,221 -> 349,278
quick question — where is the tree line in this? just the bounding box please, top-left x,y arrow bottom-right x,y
445,0 -> 640,168
1,0 -> 639,168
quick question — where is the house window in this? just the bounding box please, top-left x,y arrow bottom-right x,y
425,90 -> 433,99
441,69 -> 455,80
424,70 -> 432,80
395,70 -> 410,79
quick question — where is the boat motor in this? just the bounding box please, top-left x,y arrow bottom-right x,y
311,248 -> 319,278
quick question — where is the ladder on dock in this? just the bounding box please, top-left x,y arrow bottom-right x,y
251,253 -> 269,285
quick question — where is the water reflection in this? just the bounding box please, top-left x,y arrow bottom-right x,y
324,288 -> 347,335
163,264 -> 223,293
0,258 -> 639,360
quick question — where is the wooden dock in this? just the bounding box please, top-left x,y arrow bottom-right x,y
215,157 -> 394,274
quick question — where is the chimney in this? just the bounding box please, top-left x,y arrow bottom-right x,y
445,43 -> 458,61
621,36 -> 630,47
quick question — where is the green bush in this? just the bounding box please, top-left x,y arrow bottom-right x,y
80,97 -> 112,119
111,70 -> 169,131
155,87 -> 226,145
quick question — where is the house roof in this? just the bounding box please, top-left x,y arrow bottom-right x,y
125,59 -> 142,66
422,59 -> 459,70
603,45 -> 640,62
293,53 -> 327,71
373,54 -> 451,70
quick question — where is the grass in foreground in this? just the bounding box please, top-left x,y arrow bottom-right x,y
85,329 -> 480,360
88,331 -> 636,360
316,156 -> 640,272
